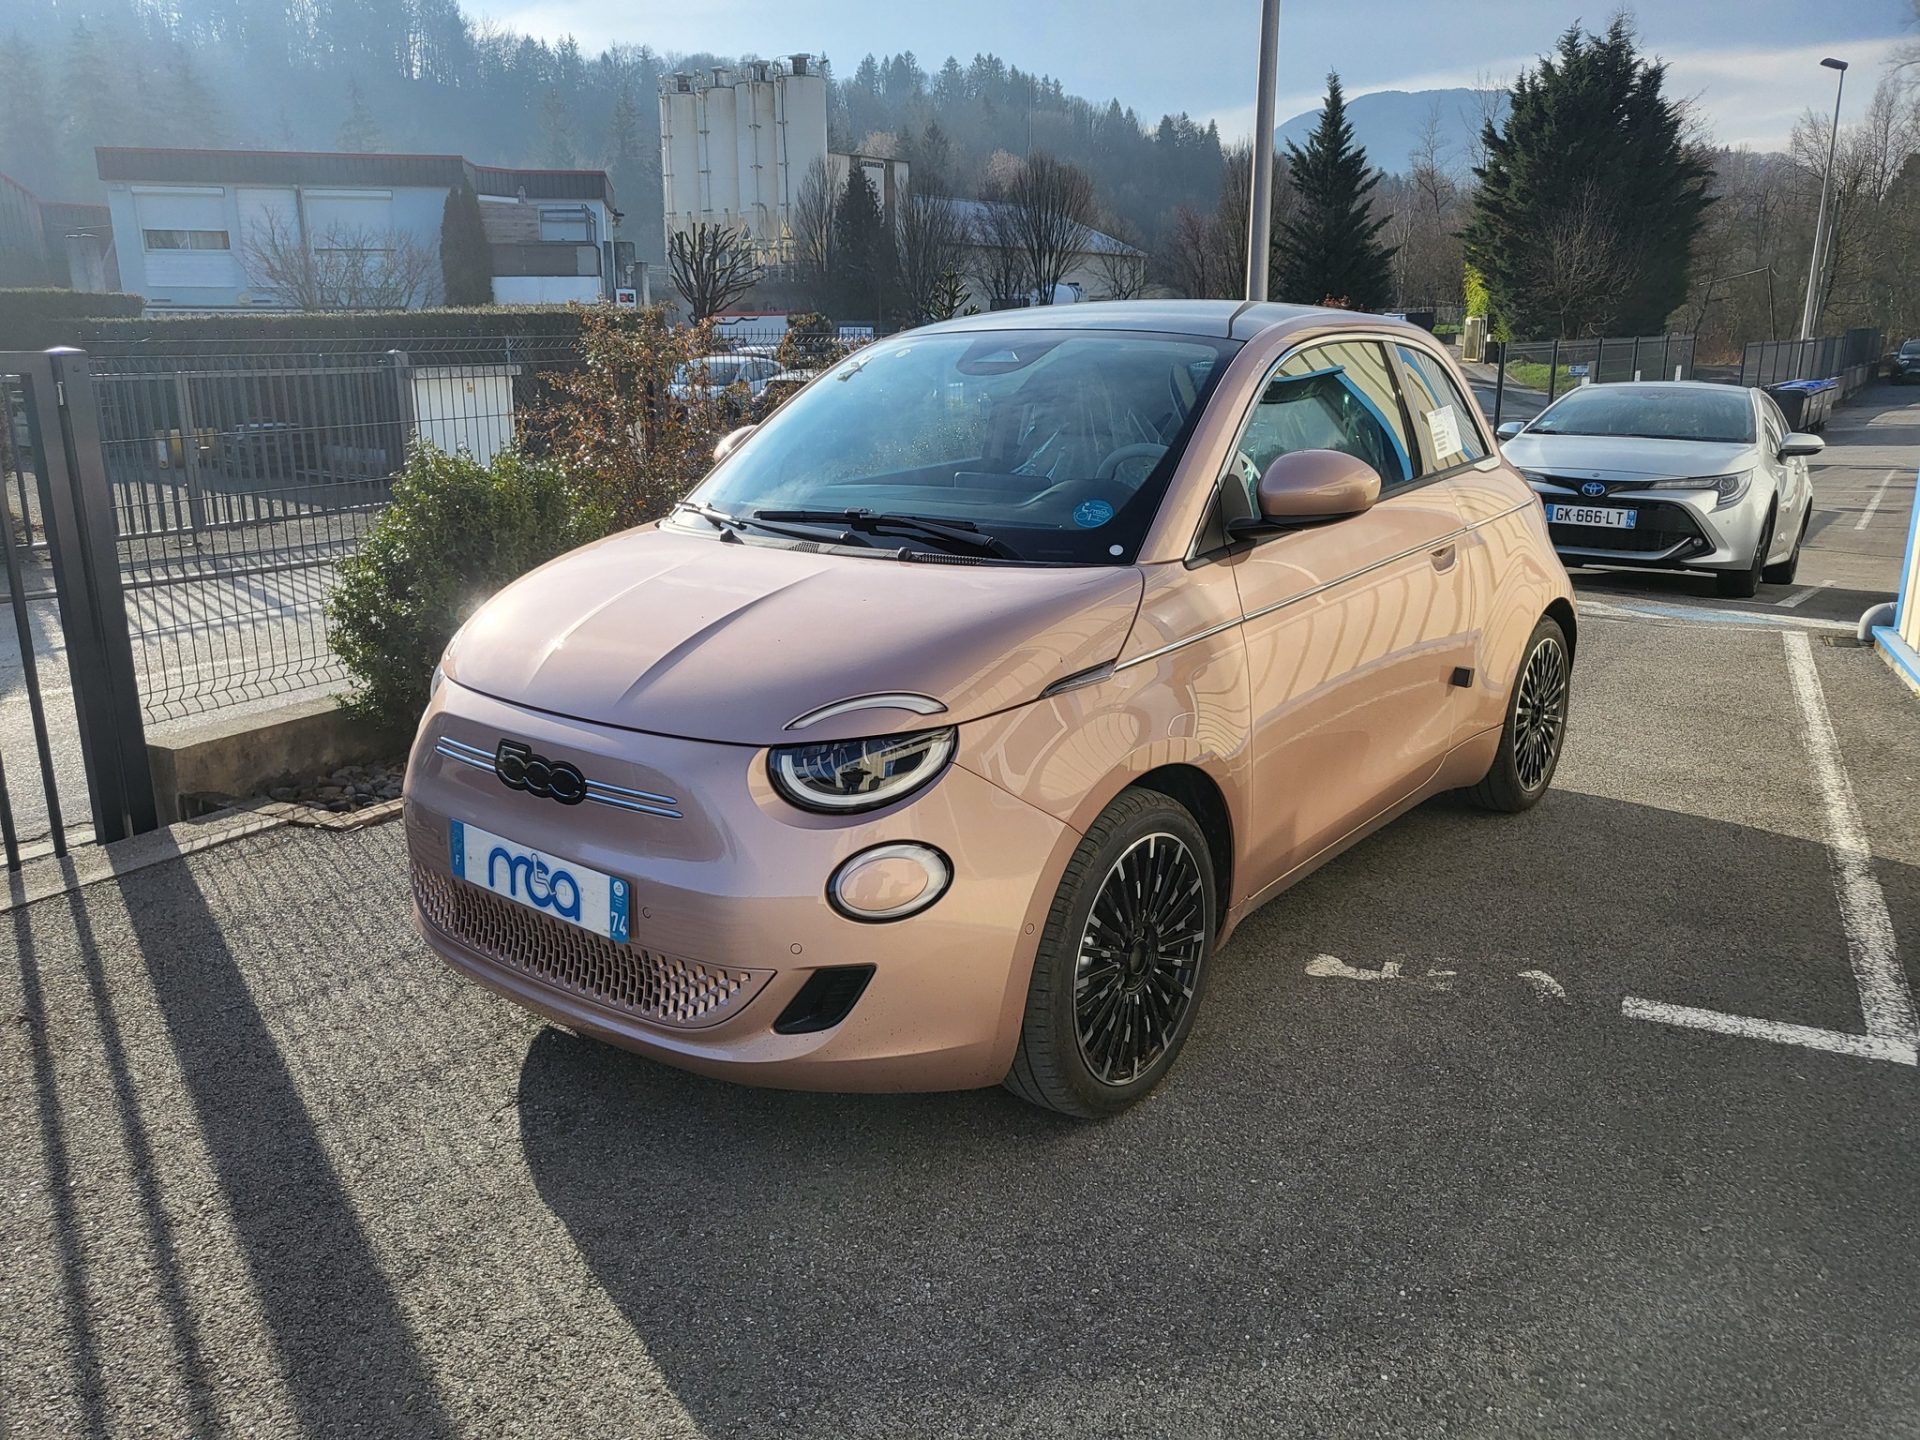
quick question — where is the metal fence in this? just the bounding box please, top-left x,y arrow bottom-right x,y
81,333 -> 588,722
1738,327 -> 1884,391
1486,333 -> 1695,427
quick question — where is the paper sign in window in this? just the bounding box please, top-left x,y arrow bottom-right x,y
1428,403 -> 1463,459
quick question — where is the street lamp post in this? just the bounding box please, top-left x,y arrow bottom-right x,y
1798,56 -> 1849,341
1245,0 -> 1282,301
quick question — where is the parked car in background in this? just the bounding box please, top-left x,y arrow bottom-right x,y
667,354 -> 784,410
407,301 -> 1574,1117
1498,381 -> 1822,597
1889,338 -> 1920,384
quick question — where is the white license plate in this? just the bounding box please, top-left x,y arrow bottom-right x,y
1548,503 -> 1638,529
450,819 -> 630,942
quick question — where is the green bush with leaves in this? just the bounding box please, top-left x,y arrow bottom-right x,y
327,445 -> 612,733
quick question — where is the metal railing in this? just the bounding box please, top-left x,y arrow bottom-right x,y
1739,327 -> 1883,393
83,334 -> 587,722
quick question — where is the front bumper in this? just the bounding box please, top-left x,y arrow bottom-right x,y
404,680 -> 1075,1092
1532,486 -> 1765,572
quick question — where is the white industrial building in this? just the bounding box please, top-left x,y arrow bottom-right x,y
659,55 -> 907,264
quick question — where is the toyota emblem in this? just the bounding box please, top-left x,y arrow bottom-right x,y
1580,481 -> 1607,497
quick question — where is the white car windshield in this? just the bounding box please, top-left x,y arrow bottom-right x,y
684,328 -> 1237,565
675,359 -> 744,386
1528,385 -> 1754,444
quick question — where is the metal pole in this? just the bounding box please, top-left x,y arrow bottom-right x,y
1547,338 -> 1561,402
1798,59 -> 1848,340
1492,344 -> 1506,428
1244,0 -> 1282,302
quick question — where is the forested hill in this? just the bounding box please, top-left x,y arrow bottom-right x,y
0,0 -> 1228,259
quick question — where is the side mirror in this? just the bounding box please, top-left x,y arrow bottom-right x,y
1779,431 -> 1824,459
1495,420 -> 1526,441
714,424 -> 757,462
1239,449 -> 1381,530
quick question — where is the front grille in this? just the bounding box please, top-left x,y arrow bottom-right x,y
413,865 -> 772,1029
1543,497 -> 1708,556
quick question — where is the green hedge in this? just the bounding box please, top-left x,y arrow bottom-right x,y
0,289 -> 145,351
74,304 -> 588,352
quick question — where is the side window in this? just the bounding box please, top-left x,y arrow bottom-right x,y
1237,339 -> 1418,501
1394,343 -> 1489,469
1761,397 -> 1787,449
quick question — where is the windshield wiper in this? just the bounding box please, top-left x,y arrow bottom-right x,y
674,501 -> 868,547
754,508 -> 1019,559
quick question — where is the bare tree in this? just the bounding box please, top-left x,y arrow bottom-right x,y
1002,152 -> 1096,304
246,210 -> 439,309
1524,183 -> 1630,337
1386,105 -> 1466,305
1088,220 -> 1148,300
668,222 -> 762,321
966,198 -> 1032,309
895,187 -> 969,323
790,156 -> 837,310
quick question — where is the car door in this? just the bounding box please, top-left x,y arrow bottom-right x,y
1220,336 -> 1473,896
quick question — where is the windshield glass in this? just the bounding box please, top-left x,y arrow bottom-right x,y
683,328 -> 1238,564
1528,385 -> 1754,444
1901,341 -> 1920,356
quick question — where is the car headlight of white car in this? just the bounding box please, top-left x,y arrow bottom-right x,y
1642,471 -> 1751,507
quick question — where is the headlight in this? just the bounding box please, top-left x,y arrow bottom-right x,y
768,728 -> 956,813
1644,471 -> 1751,506
1518,469 -> 1564,491
429,663 -> 447,701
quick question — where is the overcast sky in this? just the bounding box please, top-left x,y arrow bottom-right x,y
490,0 -> 1914,150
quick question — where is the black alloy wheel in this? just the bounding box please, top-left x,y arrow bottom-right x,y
1072,832 -> 1208,1087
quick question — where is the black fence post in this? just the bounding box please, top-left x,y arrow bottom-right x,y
1547,338 -> 1561,402
29,349 -> 156,841
1492,343 -> 1507,429
1630,335 -> 1641,381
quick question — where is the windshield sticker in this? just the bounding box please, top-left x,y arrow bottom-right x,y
1073,499 -> 1116,528
1429,404 -> 1463,458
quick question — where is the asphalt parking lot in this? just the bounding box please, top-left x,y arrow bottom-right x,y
3,392 -> 1918,1438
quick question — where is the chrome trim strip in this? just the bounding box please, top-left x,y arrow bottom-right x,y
1038,661 -> 1117,699
433,738 -> 682,818
784,691 -> 948,731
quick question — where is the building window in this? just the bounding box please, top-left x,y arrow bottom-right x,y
538,206 -> 593,243
143,228 -> 231,251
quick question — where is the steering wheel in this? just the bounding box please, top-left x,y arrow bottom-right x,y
1096,442 -> 1170,483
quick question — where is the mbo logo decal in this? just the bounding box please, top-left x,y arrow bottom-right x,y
488,847 -> 582,922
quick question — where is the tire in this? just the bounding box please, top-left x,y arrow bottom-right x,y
1715,506 -> 1775,599
1005,788 -> 1216,1118
1466,615 -> 1571,814
1762,508 -> 1809,585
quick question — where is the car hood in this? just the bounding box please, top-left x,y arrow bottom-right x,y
448,526 -> 1145,745
1502,433 -> 1755,482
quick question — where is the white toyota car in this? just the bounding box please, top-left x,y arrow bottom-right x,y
1498,381 -> 1823,597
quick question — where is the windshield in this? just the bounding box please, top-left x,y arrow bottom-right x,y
683,328 -> 1238,564
1901,341 -> 1920,356
1528,385 -> 1754,444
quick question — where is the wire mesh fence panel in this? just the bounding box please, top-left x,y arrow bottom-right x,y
87,335 -> 588,722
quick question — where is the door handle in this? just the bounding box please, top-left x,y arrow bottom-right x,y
1430,543 -> 1458,572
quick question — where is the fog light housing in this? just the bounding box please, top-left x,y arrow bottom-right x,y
827,842 -> 952,922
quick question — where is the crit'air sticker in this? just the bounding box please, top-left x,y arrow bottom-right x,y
1428,403 -> 1463,458
1073,499 -> 1115,528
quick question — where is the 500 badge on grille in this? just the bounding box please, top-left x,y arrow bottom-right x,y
450,818 -> 630,942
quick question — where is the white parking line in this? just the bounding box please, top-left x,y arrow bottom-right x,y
1622,630 -> 1919,1065
1777,579 -> 1836,609
1856,466 -> 1906,531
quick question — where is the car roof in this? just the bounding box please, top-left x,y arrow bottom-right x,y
914,298 -> 1426,343
1548,380 -> 1755,401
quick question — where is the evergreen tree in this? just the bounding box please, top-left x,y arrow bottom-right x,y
337,77 -> 383,152
538,87 -> 578,168
1275,73 -> 1394,310
2,35 -> 60,197
831,166 -> 888,322
604,76 -> 660,260
1464,19 -> 1712,337
439,179 -> 491,305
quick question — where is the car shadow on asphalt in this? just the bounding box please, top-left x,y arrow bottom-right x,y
515,788 -> 1920,1439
